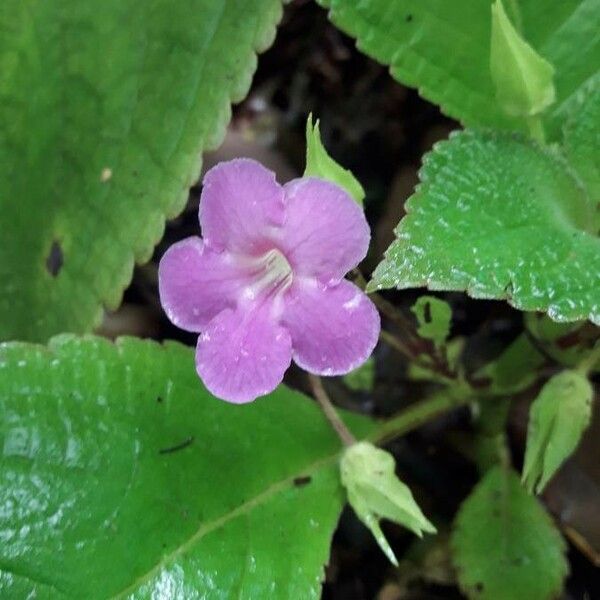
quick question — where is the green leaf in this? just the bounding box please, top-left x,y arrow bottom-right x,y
522,370 -> 593,494
0,336 -> 375,599
410,296 -> 452,348
304,114 -> 365,205
0,0 -> 284,342
340,442 -> 436,566
490,0 -> 555,118
317,0 -> 599,138
369,130 -> 600,325
452,467 -> 568,600
563,80 -> 600,206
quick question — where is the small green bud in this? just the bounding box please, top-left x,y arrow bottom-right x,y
340,441 -> 436,566
304,114 -> 365,205
522,370 -> 593,494
490,0 -> 555,117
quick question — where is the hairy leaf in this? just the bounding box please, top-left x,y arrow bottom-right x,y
563,80 -> 600,207
317,0 -> 599,138
452,467 -> 568,600
0,0 -> 284,342
369,131 -> 600,325
0,336 -> 374,598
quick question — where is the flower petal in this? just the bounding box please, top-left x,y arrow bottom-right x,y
280,178 -> 370,283
283,278 -> 380,375
196,304 -> 292,403
158,237 -> 253,332
199,159 -> 285,253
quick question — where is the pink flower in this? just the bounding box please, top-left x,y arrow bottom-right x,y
159,159 -> 380,403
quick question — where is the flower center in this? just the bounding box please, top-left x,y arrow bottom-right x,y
243,248 -> 293,301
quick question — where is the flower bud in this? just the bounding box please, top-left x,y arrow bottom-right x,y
522,370 -> 593,494
340,441 -> 436,565
490,0 -> 555,117
305,114 -> 365,205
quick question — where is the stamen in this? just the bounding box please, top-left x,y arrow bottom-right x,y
242,248 -> 293,301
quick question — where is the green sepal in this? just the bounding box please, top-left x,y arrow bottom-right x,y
340,441 -> 436,566
304,114 -> 365,205
522,370 -> 593,494
490,0 -> 556,117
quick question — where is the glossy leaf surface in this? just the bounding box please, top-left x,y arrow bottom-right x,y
452,467 -> 567,600
369,131 -> 600,325
0,336 -> 374,598
318,0 -> 599,138
0,0 -> 284,342
563,81 -> 600,209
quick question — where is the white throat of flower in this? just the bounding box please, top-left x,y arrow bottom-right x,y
243,248 -> 293,301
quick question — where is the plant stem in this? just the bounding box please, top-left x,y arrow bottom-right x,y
379,329 -> 415,362
353,270 -> 422,350
352,269 -> 455,380
309,373 -> 356,446
369,391 -> 471,446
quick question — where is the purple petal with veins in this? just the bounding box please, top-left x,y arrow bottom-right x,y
159,158 -> 380,403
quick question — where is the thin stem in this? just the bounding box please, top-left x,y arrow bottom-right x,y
353,270 -> 423,351
379,329 -> 414,362
309,373 -> 356,446
379,329 -> 455,384
369,390 -> 471,446
352,269 -> 455,381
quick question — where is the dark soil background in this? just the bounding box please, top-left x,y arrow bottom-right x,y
100,2 -> 600,598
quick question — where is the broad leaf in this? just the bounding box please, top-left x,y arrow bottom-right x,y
522,370 -> 593,494
0,336 -> 374,599
0,0 -> 284,342
369,131 -> 600,325
563,80 -> 600,206
452,467 -> 568,600
317,0 -> 599,138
